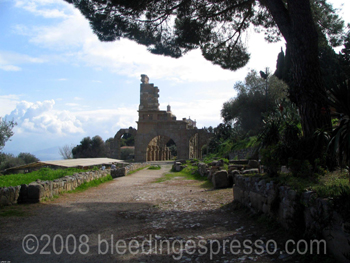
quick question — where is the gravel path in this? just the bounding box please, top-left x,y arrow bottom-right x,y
0,165 -> 295,262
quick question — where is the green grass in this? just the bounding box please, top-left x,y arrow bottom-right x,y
154,163 -> 213,188
0,206 -> 27,217
0,167 -> 92,187
68,175 -> 113,193
148,165 -> 161,170
127,165 -> 149,175
0,175 -> 114,215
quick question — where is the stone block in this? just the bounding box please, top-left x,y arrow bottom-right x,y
249,191 -> 266,211
212,170 -> 230,189
233,186 -> 244,201
197,162 -> 208,177
111,168 -> 127,178
241,169 -> 259,175
27,183 -> 44,203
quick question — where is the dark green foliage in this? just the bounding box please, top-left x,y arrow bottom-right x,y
327,80 -> 350,177
120,131 -> 135,147
258,101 -> 332,177
221,70 -> 288,135
0,153 -> 24,171
166,139 -> 177,157
17,152 -> 39,164
72,135 -> 106,158
0,152 -> 40,171
0,118 -> 16,151
120,147 -> 134,160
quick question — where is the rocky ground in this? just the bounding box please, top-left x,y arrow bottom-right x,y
0,164 -> 311,262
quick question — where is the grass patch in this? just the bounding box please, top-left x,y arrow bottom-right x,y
148,165 -> 161,170
0,206 -> 27,217
0,167 -> 96,187
68,175 -> 113,193
127,165 -> 149,175
41,194 -> 60,203
154,163 -> 213,188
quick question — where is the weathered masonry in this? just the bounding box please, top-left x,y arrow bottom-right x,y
114,75 -> 213,162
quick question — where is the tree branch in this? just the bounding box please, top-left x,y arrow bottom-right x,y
263,0 -> 291,40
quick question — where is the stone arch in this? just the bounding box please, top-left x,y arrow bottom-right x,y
145,135 -> 176,161
137,130 -> 181,162
197,131 -> 215,159
113,127 -> 137,159
133,75 -> 214,162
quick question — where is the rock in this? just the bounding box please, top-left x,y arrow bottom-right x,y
247,160 -> 259,169
212,170 -> 230,189
281,166 -> 291,173
197,162 -> 209,177
241,169 -> 259,175
228,170 -> 240,186
27,183 -> 44,203
172,162 -> 186,172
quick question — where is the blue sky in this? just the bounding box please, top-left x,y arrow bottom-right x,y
1,0 -> 349,160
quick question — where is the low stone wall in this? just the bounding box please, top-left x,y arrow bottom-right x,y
0,163 -> 150,207
0,186 -> 21,206
0,170 -> 110,206
233,175 -> 350,263
111,162 -> 149,178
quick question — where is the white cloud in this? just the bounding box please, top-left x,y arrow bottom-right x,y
14,3 -> 94,50
0,95 -> 21,116
0,51 -> 45,71
65,103 -> 80,107
0,65 -> 21,71
12,0 -> 282,83
14,0 -> 70,18
5,100 -> 84,135
3,98 -> 138,139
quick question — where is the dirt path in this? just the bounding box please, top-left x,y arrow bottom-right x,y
0,165 -> 295,262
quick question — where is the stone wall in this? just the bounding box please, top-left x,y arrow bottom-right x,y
233,175 -> 350,263
1,163 -> 151,206
19,170 -> 110,204
0,185 -> 21,206
111,162 -> 149,178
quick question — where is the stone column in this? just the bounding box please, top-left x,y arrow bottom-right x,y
151,146 -> 155,161
166,148 -> 170,160
155,146 -> 159,161
147,147 -> 151,161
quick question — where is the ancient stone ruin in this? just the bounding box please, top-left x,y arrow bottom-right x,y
113,75 -> 213,162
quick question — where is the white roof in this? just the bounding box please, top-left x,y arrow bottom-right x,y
39,158 -> 125,168
3,158 -> 126,173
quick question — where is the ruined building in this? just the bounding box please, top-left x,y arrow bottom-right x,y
113,75 -> 212,162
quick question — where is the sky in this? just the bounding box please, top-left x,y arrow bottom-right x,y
0,0 -> 349,161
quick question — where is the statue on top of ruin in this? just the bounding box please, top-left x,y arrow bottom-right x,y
141,74 -> 149,84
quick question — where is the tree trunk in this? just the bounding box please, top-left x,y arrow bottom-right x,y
265,0 -> 332,137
